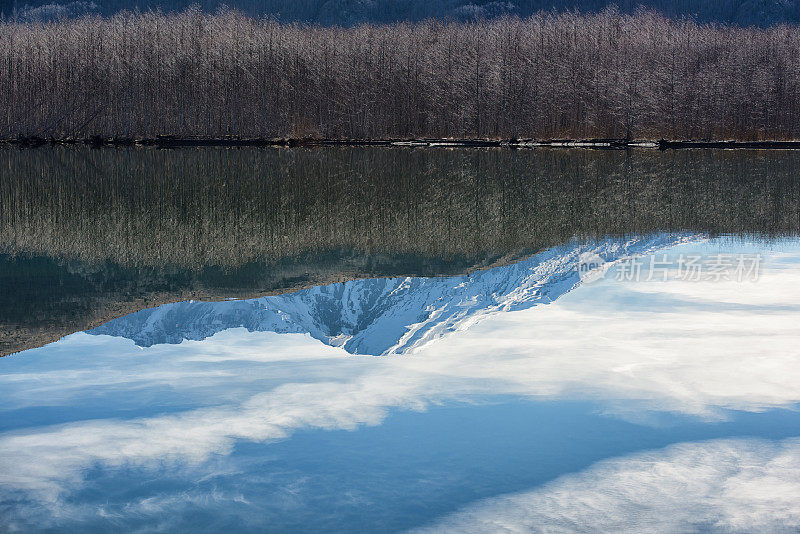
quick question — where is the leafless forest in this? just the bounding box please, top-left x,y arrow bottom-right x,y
2,9 -> 800,139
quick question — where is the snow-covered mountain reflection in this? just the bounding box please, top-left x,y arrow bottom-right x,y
2,234 -> 800,532
91,235 -> 696,355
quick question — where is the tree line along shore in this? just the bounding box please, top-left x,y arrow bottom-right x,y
2,9 -> 800,141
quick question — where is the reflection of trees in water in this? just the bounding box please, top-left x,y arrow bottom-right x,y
1,146 -> 799,356
3,147 -> 799,267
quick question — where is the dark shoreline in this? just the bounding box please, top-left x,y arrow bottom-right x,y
6,136 -> 800,150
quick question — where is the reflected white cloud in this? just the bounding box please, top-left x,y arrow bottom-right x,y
1,237 -> 799,526
416,437 -> 800,533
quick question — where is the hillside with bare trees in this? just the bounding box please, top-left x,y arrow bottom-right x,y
2,8 -> 800,140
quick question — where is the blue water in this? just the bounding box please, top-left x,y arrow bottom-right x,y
2,398 -> 793,533
2,236 -> 800,532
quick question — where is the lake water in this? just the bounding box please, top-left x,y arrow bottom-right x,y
1,147 -> 799,532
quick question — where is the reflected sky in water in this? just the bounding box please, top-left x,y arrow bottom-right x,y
1,235 -> 800,532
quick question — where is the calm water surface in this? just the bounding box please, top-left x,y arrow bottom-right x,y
1,147 -> 799,532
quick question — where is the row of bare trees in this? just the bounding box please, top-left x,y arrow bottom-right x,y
2,8 -> 800,139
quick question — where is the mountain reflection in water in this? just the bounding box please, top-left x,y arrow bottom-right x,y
2,147 -> 800,355
92,234 -> 695,355
1,235 -> 799,532
2,145 -> 800,531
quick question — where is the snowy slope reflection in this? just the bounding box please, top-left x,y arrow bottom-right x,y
91,235 -> 696,355
1,235 -> 800,532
